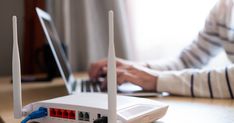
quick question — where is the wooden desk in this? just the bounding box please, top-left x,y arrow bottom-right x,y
0,74 -> 233,123
0,76 -> 67,123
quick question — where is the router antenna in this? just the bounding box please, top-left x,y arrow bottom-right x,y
12,16 -> 23,119
107,10 -> 117,123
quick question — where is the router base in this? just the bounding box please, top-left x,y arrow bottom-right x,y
28,93 -> 168,123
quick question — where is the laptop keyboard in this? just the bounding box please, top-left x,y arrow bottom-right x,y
81,80 -> 101,92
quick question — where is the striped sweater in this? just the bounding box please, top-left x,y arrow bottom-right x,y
148,0 -> 234,98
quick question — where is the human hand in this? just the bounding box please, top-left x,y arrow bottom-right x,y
88,58 -> 134,80
101,65 -> 158,91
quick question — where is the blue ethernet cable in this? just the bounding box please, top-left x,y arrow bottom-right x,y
21,107 -> 47,123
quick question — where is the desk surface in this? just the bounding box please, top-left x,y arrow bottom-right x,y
0,73 -> 234,123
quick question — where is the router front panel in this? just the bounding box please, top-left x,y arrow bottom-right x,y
31,101 -> 168,123
32,102 -> 108,123
26,94 -> 168,123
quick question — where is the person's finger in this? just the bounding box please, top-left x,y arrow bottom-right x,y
102,67 -> 124,79
89,59 -> 124,79
101,65 -> 127,75
101,67 -> 107,73
117,70 -> 144,87
100,79 -> 107,91
100,69 -> 131,90
116,58 -> 124,67
101,67 -> 127,83
89,60 -> 107,79
91,62 -> 106,78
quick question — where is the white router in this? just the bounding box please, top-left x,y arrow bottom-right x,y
12,12 -> 168,123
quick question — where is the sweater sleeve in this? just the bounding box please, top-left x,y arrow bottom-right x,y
157,65 -> 234,99
156,0 -> 234,99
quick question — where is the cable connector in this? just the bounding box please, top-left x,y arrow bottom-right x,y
93,116 -> 108,123
21,107 -> 47,123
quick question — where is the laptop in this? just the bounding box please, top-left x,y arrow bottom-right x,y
36,7 -> 161,97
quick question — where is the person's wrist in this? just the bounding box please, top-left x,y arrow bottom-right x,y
145,74 -> 158,91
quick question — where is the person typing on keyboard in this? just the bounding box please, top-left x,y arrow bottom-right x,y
89,0 -> 234,99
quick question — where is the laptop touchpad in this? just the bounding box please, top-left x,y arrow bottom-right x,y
118,82 -> 143,92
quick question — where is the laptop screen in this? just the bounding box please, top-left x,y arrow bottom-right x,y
42,18 -> 72,82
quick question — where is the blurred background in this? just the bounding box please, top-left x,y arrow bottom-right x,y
1,0 -> 228,78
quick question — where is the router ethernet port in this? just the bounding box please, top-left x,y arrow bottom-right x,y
84,112 -> 90,121
49,108 -> 56,117
78,112 -> 84,120
62,110 -> 68,118
68,111 -> 76,120
57,109 -> 63,118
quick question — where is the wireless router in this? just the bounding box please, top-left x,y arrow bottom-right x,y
12,12 -> 168,123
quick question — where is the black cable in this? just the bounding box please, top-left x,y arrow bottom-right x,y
93,116 -> 108,123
